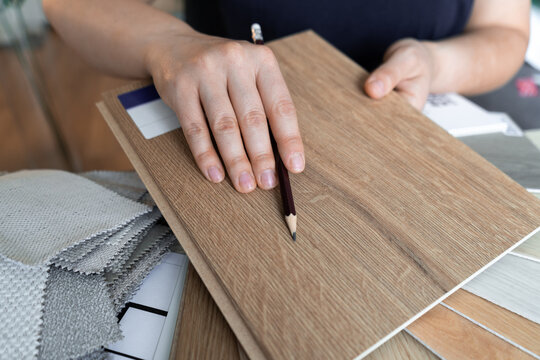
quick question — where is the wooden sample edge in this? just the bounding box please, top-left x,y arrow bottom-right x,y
96,101 -> 266,360
356,225 -> 540,359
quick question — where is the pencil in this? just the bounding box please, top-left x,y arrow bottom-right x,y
251,23 -> 297,241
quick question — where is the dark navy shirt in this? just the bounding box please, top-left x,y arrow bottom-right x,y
185,0 -> 474,70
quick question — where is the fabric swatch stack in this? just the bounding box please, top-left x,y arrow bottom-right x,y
0,170 -> 179,360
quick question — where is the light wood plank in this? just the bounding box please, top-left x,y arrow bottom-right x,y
367,332 -> 438,360
100,31 -> 540,359
170,264 -> 242,360
463,254 -> 540,325
443,289 -> 540,355
407,304 -> 533,360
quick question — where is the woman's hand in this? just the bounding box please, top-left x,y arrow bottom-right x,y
145,31 -> 305,193
364,39 -> 435,110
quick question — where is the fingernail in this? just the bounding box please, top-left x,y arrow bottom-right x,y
207,166 -> 223,183
289,152 -> 304,172
260,169 -> 276,189
238,171 -> 255,192
369,79 -> 384,97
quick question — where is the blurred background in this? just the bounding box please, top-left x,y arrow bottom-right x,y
0,0 -> 539,172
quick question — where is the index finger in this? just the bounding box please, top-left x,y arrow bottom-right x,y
255,48 -> 305,173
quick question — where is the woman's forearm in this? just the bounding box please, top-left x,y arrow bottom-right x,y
425,26 -> 529,95
42,0 -> 196,78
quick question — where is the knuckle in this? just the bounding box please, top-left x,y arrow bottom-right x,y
280,134 -> 302,148
251,152 -> 274,165
194,149 -> 215,165
273,99 -> 296,118
227,154 -> 249,168
212,115 -> 238,134
242,110 -> 267,128
183,122 -> 206,138
257,45 -> 275,59
221,41 -> 246,62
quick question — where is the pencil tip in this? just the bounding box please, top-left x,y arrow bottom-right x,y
292,232 -> 296,241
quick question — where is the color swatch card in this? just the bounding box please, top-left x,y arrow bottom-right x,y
423,93 -> 508,137
100,31 -> 540,360
118,86 -> 179,140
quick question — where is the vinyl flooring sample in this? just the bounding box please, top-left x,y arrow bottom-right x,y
514,231 -> 540,261
100,31 -> 540,359
407,304 -> 533,360
463,254 -> 540,325
460,133 -> 540,189
443,289 -> 540,355
367,332 -> 438,360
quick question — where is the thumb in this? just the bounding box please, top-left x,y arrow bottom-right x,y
364,49 -> 413,100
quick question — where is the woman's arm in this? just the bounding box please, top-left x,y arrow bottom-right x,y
364,0 -> 530,109
43,0 -> 304,193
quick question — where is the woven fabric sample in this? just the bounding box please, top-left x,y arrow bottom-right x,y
0,170 -> 151,265
39,266 -> 122,360
0,257 -> 48,360
463,254 -> 540,325
54,208 -> 162,274
107,226 -> 174,310
82,171 -> 154,206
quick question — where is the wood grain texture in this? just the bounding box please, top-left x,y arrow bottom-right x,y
367,332 -> 438,360
170,263 -> 242,360
100,31 -> 540,359
460,133 -> 540,190
463,254 -> 540,325
169,265 -> 437,360
0,47 -> 67,171
442,289 -> 540,355
407,304 -> 534,360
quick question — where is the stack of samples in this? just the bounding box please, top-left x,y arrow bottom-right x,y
0,170 -> 179,360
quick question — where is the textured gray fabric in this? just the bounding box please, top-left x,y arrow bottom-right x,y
39,266 -> 122,360
0,170 -> 151,265
0,257 -> 48,360
54,208 -> 162,274
74,349 -> 106,360
81,171 -> 155,206
107,226 -> 174,310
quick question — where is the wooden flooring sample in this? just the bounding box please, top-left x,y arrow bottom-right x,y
443,289 -> 540,356
460,133 -> 540,190
514,231 -> 540,261
100,31 -> 540,359
463,254 -> 540,325
407,304 -> 533,360
367,332 -> 437,360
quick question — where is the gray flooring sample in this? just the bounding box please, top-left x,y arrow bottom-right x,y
464,254 -> 540,325
460,133 -> 540,189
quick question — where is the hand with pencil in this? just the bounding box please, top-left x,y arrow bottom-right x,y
145,23 -> 305,194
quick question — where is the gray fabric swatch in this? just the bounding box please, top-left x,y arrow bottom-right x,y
107,226 -> 174,310
39,266 -> 122,360
81,171 -> 155,206
0,257 -> 48,360
0,170 -> 151,265
54,208 -> 162,274
464,254 -> 540,325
